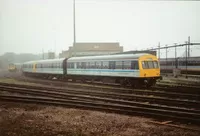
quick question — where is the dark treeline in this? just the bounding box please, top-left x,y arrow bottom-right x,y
0,52 -> 42,69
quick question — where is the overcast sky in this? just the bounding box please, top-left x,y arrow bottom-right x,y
0,0 -> 200,57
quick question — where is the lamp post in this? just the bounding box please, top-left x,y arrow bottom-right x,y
185,41 -> 188,78
165,45 -> 168,76
73,0 -> 76,57
73,0 -> 76,45
174,43 -> 177,68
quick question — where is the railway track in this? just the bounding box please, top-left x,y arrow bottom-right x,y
0,82 -> 200,124
11,77 -> 200,101
10,75 -> 200,95
4,73 -> 200,95
0,82 -> 199,104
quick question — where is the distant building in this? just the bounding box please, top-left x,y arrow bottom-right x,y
48,52 -> 55,59
59,42 -> 123,58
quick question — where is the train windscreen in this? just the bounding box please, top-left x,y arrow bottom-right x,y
142,61 -> 159,69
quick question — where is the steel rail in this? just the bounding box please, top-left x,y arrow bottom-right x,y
0,83 -> 199,109
0,94 -> 200,124
1,85 -> 200,114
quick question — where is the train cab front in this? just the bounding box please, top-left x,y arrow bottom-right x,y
139,56 -> 161,87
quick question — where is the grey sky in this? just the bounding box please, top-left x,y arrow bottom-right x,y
0,0 -> 200,57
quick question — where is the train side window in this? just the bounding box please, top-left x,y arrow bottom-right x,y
109,61 -> 115,69
71,63 -> 74,68
153,61 -> 159,68
102,61 -> 109,69
86,62 -> 90,69
90,62 -> 95,69
147,61 -> 154,69
96,62 -> 101,69
131,61 -> 139,69
81,62 -> 86,69
142,61 -> 149,69
77,62 -> 82,69
67,63 -> 70,68
124,61 -> 131,69
77,62 -> 80,69
115,61 -> 123,69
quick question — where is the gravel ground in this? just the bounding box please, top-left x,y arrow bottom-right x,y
0,71 -> 200,136
0,102 -> 199,136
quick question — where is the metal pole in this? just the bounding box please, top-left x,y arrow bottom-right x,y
175,43 -> 177,68
188,36 -> 190,57
73,0 -> 76,57
158,42 -> 160,62
73,0 -> 76,44
185,42 -> 188,78
42,49 -> 44,60
165,45 -> 168,76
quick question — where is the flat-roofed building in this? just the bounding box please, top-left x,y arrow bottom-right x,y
59,42 -> 123,58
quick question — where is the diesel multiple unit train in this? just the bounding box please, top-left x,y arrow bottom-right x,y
20,53 -> 161,87
159,56 -> 200,75
8,63 -> 21,72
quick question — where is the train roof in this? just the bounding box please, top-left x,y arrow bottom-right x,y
22,53 -> 156,64
68,53 -> 153,62
23,58 -> 66,64
160,57 -> 200,61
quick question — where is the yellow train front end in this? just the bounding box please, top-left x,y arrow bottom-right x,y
8,63 -> 16,72
138,54 -> 161,86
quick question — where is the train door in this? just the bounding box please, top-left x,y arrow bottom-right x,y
33,63 -> 37,72
63,58 -> 68,75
